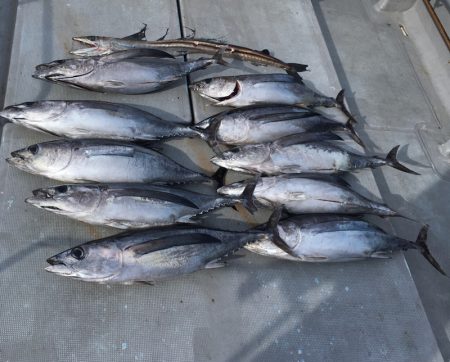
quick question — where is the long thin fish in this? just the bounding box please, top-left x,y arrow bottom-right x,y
71,31 -> 308,76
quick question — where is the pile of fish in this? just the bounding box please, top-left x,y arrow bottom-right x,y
1,25 -> 445,285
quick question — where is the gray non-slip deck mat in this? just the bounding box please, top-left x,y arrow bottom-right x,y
0,0 -> 443,361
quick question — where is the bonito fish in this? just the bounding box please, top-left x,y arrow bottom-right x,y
246,214 -> 446,275
7,139 -> 208,184
190,74 -> 355,122
71,29 -> 308,76
26,183 -> 256,229
33,49 -> 220,94
0,100 -> 199,140
46,225 -> 265,284
218,175 -> 398,217
211,132 -> 419,175
193,104 -> 363,147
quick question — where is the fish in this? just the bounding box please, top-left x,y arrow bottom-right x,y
45,225 -> 266,284
26,182 -> 256,229
0,100 -> 200,140
217,175 -> 398,217
6,139 -> 209,184
210,132 -> 419,175
70,30 -> 308,76
246,213 -> 446,276
32,49 -> 221,94
190,74 -> 355,122
193,104 -> 363,147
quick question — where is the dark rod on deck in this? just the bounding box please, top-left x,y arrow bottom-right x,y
422,0 -> 450,51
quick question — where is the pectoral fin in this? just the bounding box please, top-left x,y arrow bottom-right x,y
126,233 -> 222,256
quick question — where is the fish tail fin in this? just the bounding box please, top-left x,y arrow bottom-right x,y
385,145 -> 420,175
336,89 -> 357,124
239,179 -> 258,214
211,167 -> 227,187
345,118 -> 365,148
414,225 -> 447,276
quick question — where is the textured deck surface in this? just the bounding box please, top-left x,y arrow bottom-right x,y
0,0 -> 446,361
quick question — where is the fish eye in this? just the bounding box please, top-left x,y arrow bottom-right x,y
229,148 -> 240,154
70,247 -> 85,260
28,145 -> 39,155
54,185 -> 68,193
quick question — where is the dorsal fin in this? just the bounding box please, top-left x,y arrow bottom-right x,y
122,24 -> 147,40
126,233 -> 222,256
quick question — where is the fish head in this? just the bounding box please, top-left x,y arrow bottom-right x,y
7,141 -> 73,174
33,58 -> 95,81
26,184 -> 102,215
190,77 -> 240,104
71,36 -> 115,57
0,101 -> 67,126
46,241 -> 123,282
211,144 -> 270,170
217,181 -> 246,197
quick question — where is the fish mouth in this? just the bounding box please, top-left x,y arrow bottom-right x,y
6,151 -> 27,166
45,257 -> 73,276
25,197 -> 63,212
71,37 -> 106,56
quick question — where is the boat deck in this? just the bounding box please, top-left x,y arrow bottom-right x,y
0,0 -> 448,361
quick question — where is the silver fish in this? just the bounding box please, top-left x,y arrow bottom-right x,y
194,104 -> 363,147
211,133 -> 419,175
218,175 -> 398,217
6,139 -> 208,184
246,214 -> 446,275
33,49 -> 220,94
0,100 -> 199,140
190,74 -> 354,122
70,27 -> 308,76
26,183 -> 256,229
46,226 -> 265,283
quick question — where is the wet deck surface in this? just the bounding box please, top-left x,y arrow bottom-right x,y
0,0 -> 447,361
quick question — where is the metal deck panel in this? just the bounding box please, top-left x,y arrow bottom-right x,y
0,0 -> 445,361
